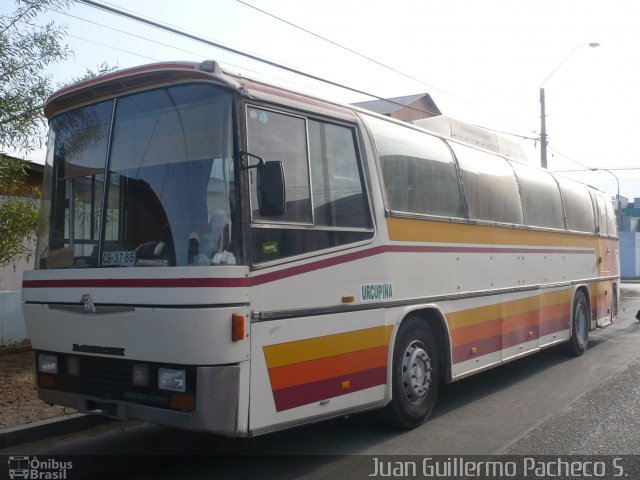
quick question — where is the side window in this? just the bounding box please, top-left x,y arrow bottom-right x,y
594,192 -> 617,236
247,106 -> 373,264
247,108 -> 311,223
511,162 -> 565,229
365,115 -> 465,218
605,197 -> 617,236
557,178 -> 596,232
309,120 -> 370,228
594,193 -> 608,235
452,143 -> 524,224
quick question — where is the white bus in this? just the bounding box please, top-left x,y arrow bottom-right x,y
23,61 -> 620,436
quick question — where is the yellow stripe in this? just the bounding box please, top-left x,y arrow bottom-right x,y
539,289 -> 572,308
387,217 -> 597,249
447,289 -> 571,330
264,325 -> 393,369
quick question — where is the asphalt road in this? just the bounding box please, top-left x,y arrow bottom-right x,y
3,284 -> 640,479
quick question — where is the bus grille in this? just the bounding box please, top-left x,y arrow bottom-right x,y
36,351 -> 197,409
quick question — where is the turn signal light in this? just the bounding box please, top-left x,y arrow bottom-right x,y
232,313 -> 245,342
170,394 -> 196,411
38,374 -> 55,389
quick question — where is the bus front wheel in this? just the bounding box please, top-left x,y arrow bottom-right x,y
383,317 -> 439,429
565,290 -> 589,356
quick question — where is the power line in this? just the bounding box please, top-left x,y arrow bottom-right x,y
236,0 -> 466,103
547,146 -> 594,171
76,0 -> 443,118
556,168 -> 640,172
55,9 -> 380,106
471,123 -> 538,142
67,34 -> 160,62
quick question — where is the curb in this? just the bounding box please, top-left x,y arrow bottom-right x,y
0,414 -> 111,449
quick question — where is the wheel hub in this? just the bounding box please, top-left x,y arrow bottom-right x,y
402,341 -> 432,404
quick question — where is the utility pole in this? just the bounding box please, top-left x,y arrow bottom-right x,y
540,87 -> 548,169
539,42 -> 599,170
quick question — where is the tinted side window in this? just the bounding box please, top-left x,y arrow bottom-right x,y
309,120 -> 370,228
511,162 -> 565,229
605,197 -> 617,236
557,178 -> 596,232
595,193 -> 608,235
365,116 -> 465,218
452,143 -> 524,224
247,107 -> 373,264
247,108 -> 311,223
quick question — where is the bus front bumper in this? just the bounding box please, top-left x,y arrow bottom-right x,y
37,366 -> 240,437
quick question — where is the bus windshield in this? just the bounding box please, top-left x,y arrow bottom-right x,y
38,83 -> 239,269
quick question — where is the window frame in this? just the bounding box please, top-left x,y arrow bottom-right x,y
361,113 -> 468,222
510,160 -> 567,231
244,102 -> 376,268
557,176 -> 597,234
450,141 -> 525,226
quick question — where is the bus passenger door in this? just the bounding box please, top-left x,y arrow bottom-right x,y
594,193 -> 614,327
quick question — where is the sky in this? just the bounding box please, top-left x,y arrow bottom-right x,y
5,0 -> 640,201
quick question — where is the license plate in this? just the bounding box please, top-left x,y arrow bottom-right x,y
102,251 -> 136,267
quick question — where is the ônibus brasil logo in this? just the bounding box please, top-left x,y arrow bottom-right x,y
8,456 -> 72,479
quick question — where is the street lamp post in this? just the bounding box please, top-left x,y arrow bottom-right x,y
539,42 -> 600,169
591,168 -> 622,233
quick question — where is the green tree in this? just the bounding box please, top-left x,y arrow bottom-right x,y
0,155 -> 39,267
0,0 -> 72,267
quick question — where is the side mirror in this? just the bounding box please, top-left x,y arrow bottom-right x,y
257,161 -> 286,217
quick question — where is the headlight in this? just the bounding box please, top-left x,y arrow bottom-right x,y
38,354 -> 58,374
158,368 -> 186,392
133,364 -> 150,387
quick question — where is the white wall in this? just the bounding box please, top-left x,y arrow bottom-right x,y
0,237 -> 34,346
621,231 -> 640,279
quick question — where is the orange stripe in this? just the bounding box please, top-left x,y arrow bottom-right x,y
451,318 -> 501,346
502,310 -> 540,333
268,345 -> 388,390
450,303 -> 571,347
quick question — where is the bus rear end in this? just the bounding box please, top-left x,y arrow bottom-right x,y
22,61 -> 251,436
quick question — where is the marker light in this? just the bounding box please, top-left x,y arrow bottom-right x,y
232,313 -> 245,342
133,364 -> 150,387
158,368 -> 186,392
38,354 -> 58,374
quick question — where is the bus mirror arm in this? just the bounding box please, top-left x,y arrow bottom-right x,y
239,150 -> 264,170
257,161 -> 286,217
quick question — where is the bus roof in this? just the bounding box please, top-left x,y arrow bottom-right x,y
413,115 -> 527,162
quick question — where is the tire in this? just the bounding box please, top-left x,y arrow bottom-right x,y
565,290 -> 589,356
382,316 -> 439,429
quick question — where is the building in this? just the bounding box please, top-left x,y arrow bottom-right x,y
619,196 -> 640,279
353,93 -> 441,122
0,156 -> 43,346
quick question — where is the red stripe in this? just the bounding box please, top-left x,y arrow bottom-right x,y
539,314 -> 571,336
23,244 -> 595,289
502,325 -> 539,349
271,366 -> 387,412
22,277 -> 250,289
452,335 -> 502,364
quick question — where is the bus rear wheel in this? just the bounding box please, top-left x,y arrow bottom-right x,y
565,290 -> 589,356
383,317 -> 439,429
